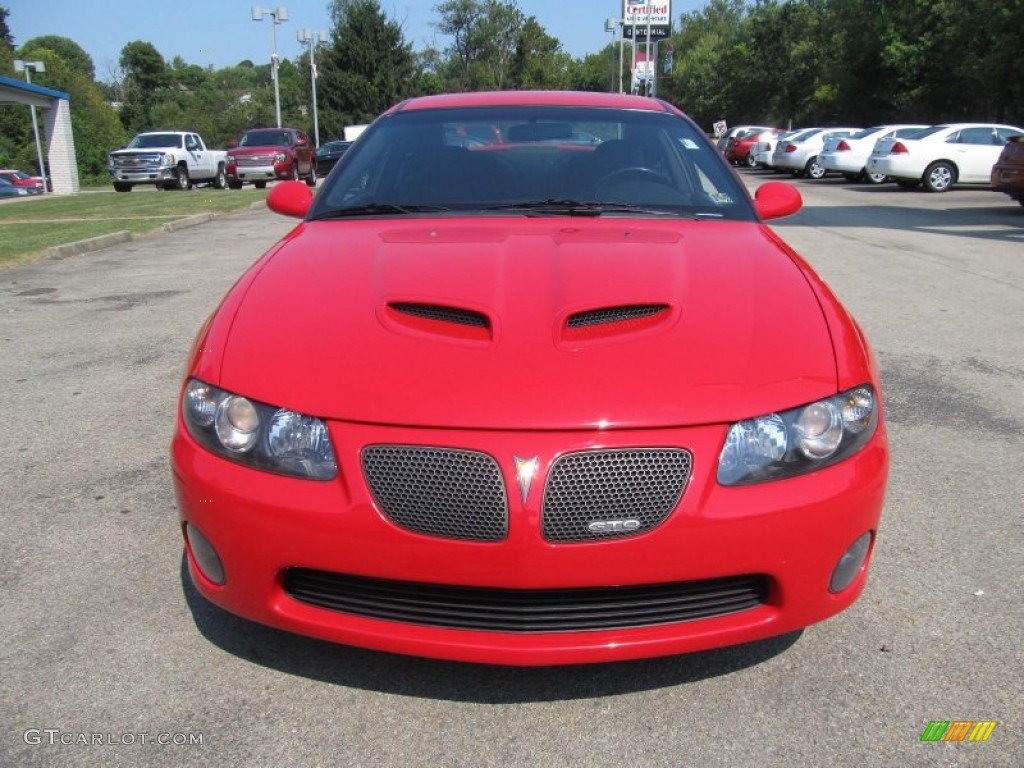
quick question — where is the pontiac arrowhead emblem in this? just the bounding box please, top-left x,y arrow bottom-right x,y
513,456 -> 539,504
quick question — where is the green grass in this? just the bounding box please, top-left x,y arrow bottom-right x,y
0,187 -> 270,265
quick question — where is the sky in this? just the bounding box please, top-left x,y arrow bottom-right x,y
6,0 -> 705,80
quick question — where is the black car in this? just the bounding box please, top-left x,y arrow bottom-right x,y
315,141 -> 353,177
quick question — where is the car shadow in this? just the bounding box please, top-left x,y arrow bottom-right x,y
180,554 -> 801,702
773,198 -> 1024,244
744,171 -> 1024,243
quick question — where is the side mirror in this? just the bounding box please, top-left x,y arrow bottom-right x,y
267,180 -> 312,218
227,140 -> 239,149
754,181 -> 802,220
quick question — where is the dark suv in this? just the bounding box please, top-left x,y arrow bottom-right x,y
225,128 -> 316,189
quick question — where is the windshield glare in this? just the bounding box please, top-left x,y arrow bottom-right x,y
128,134 -> 183,149
241,131 -> 291,147
311,105 -> 754,221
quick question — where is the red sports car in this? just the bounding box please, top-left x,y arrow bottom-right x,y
172,91 -> 888,666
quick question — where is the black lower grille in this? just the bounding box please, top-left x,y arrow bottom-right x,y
362,445 -> 508,541
283,569 -> 768,632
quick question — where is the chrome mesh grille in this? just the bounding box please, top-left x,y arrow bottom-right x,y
111,153 -> 163,168
237,154 -> 275,166
542,449 -> 691,542
362,445 -> 508,541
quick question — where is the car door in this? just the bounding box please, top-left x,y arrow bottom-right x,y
948,127 -> 1001,182
185,134 -> 210,178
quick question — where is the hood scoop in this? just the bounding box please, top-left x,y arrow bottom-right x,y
385,301 -> 492,343
567,303 -> 670,328
563,303 -> 673,344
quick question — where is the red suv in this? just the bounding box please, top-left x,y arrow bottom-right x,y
226,128 -> 316,189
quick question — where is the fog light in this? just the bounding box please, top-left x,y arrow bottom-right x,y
830,531 -> 872,593
185,523 -> 226,586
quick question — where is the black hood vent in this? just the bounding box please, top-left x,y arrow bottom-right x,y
390,302 -> 490,329
567,303 -> 670,328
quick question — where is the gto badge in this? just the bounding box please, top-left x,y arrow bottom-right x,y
513,456 -> 539,503
588,519 -> 642,533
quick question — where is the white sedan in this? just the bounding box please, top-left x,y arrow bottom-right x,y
867,123 -> 1024,192
819,125 -> 928,183
772,127 -> 861,179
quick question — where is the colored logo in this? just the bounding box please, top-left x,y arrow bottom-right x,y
920,721 -> 997,742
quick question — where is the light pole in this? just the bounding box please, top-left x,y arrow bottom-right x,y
605,18 -> 625,94
297,28 -> 328,147
252,6 -> 288,128
13,59 -> 49,194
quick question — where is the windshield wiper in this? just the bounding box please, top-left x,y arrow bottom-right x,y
310,203 -> 450,220
482,200 -> 695,218
482,199 -> 604,216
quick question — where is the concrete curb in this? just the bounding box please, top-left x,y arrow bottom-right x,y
46,231 -> 133,260
162,213 -> 215,232
41,211 -> 227,261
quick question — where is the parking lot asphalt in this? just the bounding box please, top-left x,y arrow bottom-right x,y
0,177 -> 1021,767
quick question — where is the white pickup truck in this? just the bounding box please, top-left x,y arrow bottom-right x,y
108,131 -> 228,192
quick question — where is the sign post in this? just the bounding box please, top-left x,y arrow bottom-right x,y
622,1 -> 672,96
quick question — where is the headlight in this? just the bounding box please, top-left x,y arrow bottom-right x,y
717,385 -> 878,486
275,152 -> 288,163
182,379 -> 337,480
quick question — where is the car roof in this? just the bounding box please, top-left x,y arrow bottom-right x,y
931,123 -> 1023,130
388,90 -> 682,116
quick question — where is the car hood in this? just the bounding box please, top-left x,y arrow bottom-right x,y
214,219 -> 837,429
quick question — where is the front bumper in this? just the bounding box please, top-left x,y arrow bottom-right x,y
227,162 -> 292,182
172,418 -> 888,665
109,166 -> 176,183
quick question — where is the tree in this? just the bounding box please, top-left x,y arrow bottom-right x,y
118,41 -> 168,132
319,0 -> 416,131
0,5 -> 13,51
510,16 -> 574,90
0,5 -> 15,75
435,0 -> 552,91
19,35 -> 95,80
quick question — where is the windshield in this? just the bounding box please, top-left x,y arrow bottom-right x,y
907,126 -> 946,140
311,105 -> 754,221
128,133 -> 184,149
241,130 -> 292,147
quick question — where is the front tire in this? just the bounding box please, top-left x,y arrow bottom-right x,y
305,163 -> 317,187
113,182 -> 132,192
745,153 -> 758,169
923,161 -> 955,193
213,164 -> 227,190
228,179 -> 243,190
254,180 -> 267,190
175,165 -> 191,191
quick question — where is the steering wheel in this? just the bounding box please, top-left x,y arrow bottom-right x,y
595,166 -> 671,195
